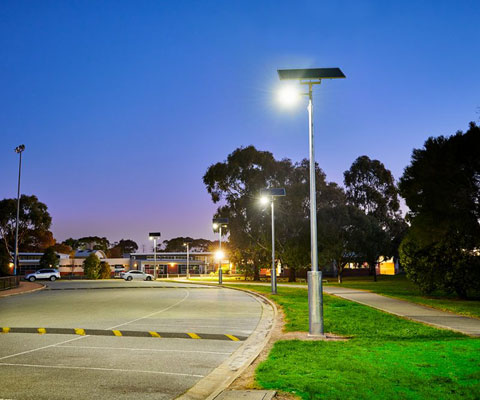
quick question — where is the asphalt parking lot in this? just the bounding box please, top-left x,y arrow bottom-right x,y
0,280 -> 262,399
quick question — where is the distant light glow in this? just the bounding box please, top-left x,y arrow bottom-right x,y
215,250 -> 225,260
212,223 -> 219,230
277,83 -> 301,108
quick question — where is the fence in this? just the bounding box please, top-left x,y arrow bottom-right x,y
0,276 -> 20,291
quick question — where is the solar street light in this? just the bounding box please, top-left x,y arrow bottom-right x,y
212,218 -> 228,284
149,232 -> 161,279
183,239 -> 193,279
260,188 -> 286,294
277,67 -> 345,336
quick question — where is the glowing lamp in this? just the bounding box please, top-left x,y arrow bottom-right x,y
277,83 -> 301,108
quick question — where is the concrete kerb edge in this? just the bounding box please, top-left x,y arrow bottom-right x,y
0,282 -> 45,298
175,281 -> 278,400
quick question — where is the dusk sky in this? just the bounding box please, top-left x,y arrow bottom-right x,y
1,1 -> 479,251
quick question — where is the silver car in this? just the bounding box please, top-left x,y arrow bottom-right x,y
25,269 -> 61,282
123,270 -> 154,281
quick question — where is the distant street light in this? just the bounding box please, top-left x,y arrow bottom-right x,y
149,232 -> 161,279
13,144 -> 25,276
213,218 -> 228,284
260,188 -> 286,295
277,67 -> 345,336
183,239 -> 193,279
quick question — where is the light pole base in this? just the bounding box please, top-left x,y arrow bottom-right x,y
308,270 -> 324,336
271,271 -> 277,294
219,268 -> 223,285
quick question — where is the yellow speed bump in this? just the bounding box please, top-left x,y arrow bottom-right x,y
225,334 -> 240,341
74,328 -> 86,336
37,328 -> 47,335
1,327 -> 10,333
112,330 -> 122,337
149,331 -> 161,338
187,332 -> 201,339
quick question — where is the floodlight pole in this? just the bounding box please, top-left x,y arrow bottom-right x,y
13,145 -> 25,276
305,81 -> 324,336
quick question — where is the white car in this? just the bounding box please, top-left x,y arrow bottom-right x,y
25,269 -> 61,282
122,270 -> 154,281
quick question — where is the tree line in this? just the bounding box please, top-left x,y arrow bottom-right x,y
204,123 -> 480,298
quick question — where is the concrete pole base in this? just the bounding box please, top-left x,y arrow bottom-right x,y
308,270 -> 324,336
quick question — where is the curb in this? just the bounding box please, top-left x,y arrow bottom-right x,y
175,282 -> 278,400
0,282 -> 45,298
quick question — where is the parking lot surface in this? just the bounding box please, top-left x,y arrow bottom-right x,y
0,280 -> 262,399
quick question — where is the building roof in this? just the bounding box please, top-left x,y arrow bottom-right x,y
75,249 -> 106,259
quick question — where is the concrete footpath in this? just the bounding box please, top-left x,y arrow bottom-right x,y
0,281 -> 44,297
178,280 -> 480,337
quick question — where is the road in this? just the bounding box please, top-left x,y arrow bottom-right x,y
0,280 -> 263,399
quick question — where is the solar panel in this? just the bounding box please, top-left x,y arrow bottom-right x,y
261,188 -> 286,197
278,68 -> 345,80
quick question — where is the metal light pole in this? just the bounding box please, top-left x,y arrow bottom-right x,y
149,232 -> 161,279
183,239 -> 192,279
260,188 -> 286,295
213,218 -> 228,284
13,144 -> 25,276
277,68 -> 345,336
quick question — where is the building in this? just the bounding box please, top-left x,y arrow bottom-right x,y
16,250 -> 232,277
17,252 -> 70,276
129,252 -> 232,275
17,251 -> 130,277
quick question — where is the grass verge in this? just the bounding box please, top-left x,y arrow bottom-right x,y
227,284 -> 480,400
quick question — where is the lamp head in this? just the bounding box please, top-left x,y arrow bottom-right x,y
276,83 -> 301,108
260,196 -> 270,205
15,144 -> 25,153
215,250 -> 225,261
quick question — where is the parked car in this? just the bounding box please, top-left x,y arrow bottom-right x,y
122,270 -> 154,281
25,269 -> 61,282
114,266 -> 126,278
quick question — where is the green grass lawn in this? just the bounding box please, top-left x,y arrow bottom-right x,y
228,285 -> 480,400
325,275 -> 480,319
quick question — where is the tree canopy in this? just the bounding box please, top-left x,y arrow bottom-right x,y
399,122 -> 480,298
343,156 -> 406,280
83,253 -> 101,279
161,237 -> 212,252
0,195 -> 53,258
39,246 -> 59,269
203,146 -> 348,281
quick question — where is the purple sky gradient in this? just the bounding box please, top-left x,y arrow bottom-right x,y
1,1 -> 479,251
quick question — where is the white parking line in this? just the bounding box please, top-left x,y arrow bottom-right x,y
0,362 -> 204,378
0,336 -> 86,361
106,289 -> 190,330
56,345 -> 231,355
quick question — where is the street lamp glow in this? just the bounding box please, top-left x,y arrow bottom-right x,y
212,222 -> 219,230
277,83 -> 301,108
215,250 -> 224,261
260,196 -> 269,205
